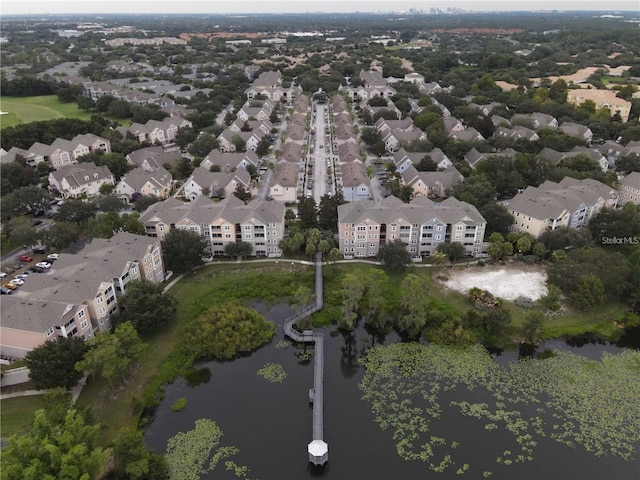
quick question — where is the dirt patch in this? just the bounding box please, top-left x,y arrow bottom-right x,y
439,265 -> 548,301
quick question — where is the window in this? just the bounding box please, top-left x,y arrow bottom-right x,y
78,310 -> 85,318
46,327 -> 54,336
80,320 -> 88,330
96,295 -> 103,303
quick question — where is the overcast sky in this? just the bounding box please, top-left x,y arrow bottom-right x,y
1,0 -> 638,15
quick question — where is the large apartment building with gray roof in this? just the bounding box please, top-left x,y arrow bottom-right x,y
0,233 -> 164,359
338,195 -> 486,259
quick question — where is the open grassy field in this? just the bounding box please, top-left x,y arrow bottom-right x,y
0,395 -> 49,437
0,95 -> 128,128
0,96 -> 94,127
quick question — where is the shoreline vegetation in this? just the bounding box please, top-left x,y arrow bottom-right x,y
74,259 -> 637,444
2,259 -> 638,475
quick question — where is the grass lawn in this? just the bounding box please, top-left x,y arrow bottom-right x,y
0,395 -> 48,437
0,96 -> 128,128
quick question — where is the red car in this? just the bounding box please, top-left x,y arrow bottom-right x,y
18,255 -> 33,263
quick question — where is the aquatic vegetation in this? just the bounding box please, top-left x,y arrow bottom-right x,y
296,349 -> 314,363
359,343 -> 640,474
257,363 -> 287,383
171,398 -> 187,412
184,366 -> 211,387
276,340 -> 291,349
165,418 -> 251,480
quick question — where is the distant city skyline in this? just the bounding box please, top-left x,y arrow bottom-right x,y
1,0 -> 638,16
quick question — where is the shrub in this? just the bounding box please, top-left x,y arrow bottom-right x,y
514,296 -> 535,309
171,398 -> 187,412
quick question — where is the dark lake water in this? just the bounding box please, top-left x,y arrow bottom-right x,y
144,303 -> 640,480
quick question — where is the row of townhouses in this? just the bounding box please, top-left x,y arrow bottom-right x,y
1,133 -> 111,169
0,233 -> 164,358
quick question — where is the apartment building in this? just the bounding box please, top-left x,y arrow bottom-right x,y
338,195 -> 486,259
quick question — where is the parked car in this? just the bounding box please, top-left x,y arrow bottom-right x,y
31,219 -> 43,226
15,273 -> 29,280
0,272 -> 6,278
46,253 -> 59,262
0,286 -> 12,295
33,246 -> 47,254
29,266 -> 45,273
9,278 -> 24,286
18,255 -> 33,262
36,261 -> 52,269
2,283 -> 18,290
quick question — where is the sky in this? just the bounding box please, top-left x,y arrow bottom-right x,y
0,0 -> 638,16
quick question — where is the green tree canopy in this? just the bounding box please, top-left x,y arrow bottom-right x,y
161,228 -> 207,274
377,239 -> 412,272
117,280 -> 178,335
183,304 -> 275,360
25,337 -> 89,390
1,408 -> 108,480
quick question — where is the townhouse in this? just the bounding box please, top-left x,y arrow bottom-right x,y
338,195 -> 486,259
270,162 -> 299,202
2,134 -> 112,169
244,70 -> 302,103
401,165 -> 464,198
48,162 -> 115,198
116,166 -> 173,201
0,232 -> 165,358
504,176 -> 619,238
339,70 -> 397,101
182,166 -> 251,201
119,117 -> 192,146
140,195 -> 285,257
126,146 -> 182,171
200,149 -> 259,172
392,148 -> 453,174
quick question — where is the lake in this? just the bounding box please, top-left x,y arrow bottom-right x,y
144,303 -> 640,480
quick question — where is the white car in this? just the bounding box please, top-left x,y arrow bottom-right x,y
9,278 -> 24,286
46,253 -> 59,262
15,273 -> 29,280
0,272 -> 6,278
36,262 -> 52,269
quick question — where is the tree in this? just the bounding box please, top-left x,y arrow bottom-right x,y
188,133 -> 218,158
427,318 -> 474,347
182,304 -> 275,360
571,273 -> 607,310
297,196 -> 318,229
398,273 -> 430,339
255,137 -> 271,158
588,206 -> 640,244
232,184 -> 252,203
75,322 -> 146,387
231,134 -> 246,152
437,242 -> 465,263
538,226 -> 592,252
25,337 -> 88,390
360,127 -> 381,146
416,154 -> 438,172
5,186 -> 52,216
341,273 -> 365,331
2,408 -> 108,480
56,199 -> 98,224
479,202 -> 514,235
327,247 -> 341,265
224,241 -> 253,260
134,194 -> 162,213
94,194 -> 125,213
318,193 -> 343,233
377,239 -> 411,272
117,280 -> 177,335
538,284 -> 562,312
112,428 -> 168,480
41,221 -> 81,250
161,228 -> 207,274
520,311 -> 544,345
8,220 -> 40,250
361,269 -> 390,331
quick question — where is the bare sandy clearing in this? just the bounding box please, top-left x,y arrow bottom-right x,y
439,266 -> 548,301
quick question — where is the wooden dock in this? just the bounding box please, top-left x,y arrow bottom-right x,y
283,253 -> 328,466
